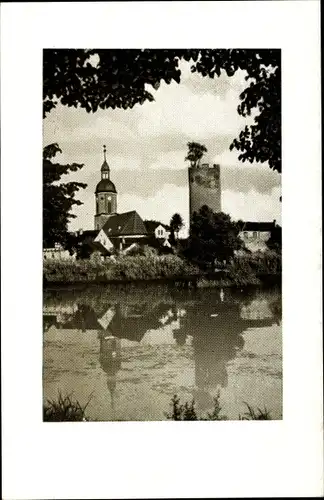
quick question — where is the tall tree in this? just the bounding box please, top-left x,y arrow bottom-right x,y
170,213 -> 184,241
187,206 -> 242,268
43,143 -> 87,250
43,49 -> 281,173
185,142 -> 208,168
267,224 -> 282,253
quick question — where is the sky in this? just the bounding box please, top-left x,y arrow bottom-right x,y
43,58 -> 281,235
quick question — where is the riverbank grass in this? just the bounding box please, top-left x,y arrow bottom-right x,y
43,392 -> 272,421
43,251 -> 281,287
43,392 -> 93,421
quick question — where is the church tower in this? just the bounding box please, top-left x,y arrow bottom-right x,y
94,145 -> 118,230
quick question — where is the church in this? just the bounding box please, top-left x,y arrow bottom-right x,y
91,146 -> 148,254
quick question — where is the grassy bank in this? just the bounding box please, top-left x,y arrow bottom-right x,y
43,252 -> 281,287
43,392 -> 272,422
44,254 -> 200,283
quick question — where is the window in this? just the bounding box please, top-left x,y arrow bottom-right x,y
253,231 -> 257,238
108,201 -> 112,213
243,231 -> 248,238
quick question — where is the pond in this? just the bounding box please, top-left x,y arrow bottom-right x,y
43,283 -> 282,421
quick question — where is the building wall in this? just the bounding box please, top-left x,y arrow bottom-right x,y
96,192 -> 117,215
94,213 -> 114,231
95,192 -> 117,230
154,225 -> 169,239
43,248 -> 76,260
94,230 -> 115,252
188,163 -> 221,220
239,230 -> 271,253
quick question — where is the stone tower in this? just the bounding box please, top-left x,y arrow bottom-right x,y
188,163 -> 221,221
94,145 -> 118,230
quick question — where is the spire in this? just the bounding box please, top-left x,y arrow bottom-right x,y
101,145 -> 110,179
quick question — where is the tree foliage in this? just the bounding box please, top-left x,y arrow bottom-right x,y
267,224 -> 282,253
43,143 -> 87,249
185,141 -> 208,168
186,205 -> 243,268
170,213 -> 184,242
43,49 -> 281,173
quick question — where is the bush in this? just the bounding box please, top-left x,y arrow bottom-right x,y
43,254 -> 200,283
43,392 -> 272,421
43,392 -> 93,421
166,394 -> 271,421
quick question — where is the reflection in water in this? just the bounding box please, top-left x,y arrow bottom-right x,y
43,284 -> 282,420
98,331 -> 121,413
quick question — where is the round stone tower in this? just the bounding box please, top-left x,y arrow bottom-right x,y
94,145 -> 117,230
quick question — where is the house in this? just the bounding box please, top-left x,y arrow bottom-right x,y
238,220 -> 278,253
143,220 -> 173,250
94,210 -> 148,253
43,243 -> 76,261
144,220 -> 170,240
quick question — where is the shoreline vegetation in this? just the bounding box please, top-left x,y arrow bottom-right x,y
43,252 -> 281,288
43,392 -> 272,422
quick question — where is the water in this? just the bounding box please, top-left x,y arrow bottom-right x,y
43,283 -> 282,421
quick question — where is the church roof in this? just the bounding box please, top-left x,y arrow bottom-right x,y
101,211 -> 148,237
101,160 -> 110,171
95,179 -> 117,193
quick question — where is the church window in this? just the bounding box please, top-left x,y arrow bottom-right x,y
108,201 -> 112,213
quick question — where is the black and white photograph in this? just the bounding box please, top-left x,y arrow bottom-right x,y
43,48 -> 283,422
1,2 -> 322,499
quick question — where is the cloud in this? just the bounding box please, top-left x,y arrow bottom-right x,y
137,79 -> 252,140
179,60 -> 248,100
222,186 -> 282,224
44,55 -> 281,232
118,184 -> 190,228
68,182 -> 281,234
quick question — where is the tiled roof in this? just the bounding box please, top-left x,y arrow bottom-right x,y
101,211 -> 148,237
144,220 -> 170,234
242,221 -> 276,232
91,240 -> 111,255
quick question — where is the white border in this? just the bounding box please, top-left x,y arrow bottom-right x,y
1,1 -> 322,498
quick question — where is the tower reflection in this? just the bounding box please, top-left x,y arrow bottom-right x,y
171,289 -> 277,410
98,330 -> 121,412
43,285 -> 281,415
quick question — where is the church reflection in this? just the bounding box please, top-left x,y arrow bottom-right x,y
98,331 -> 121,413
43,287 -> 281,412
